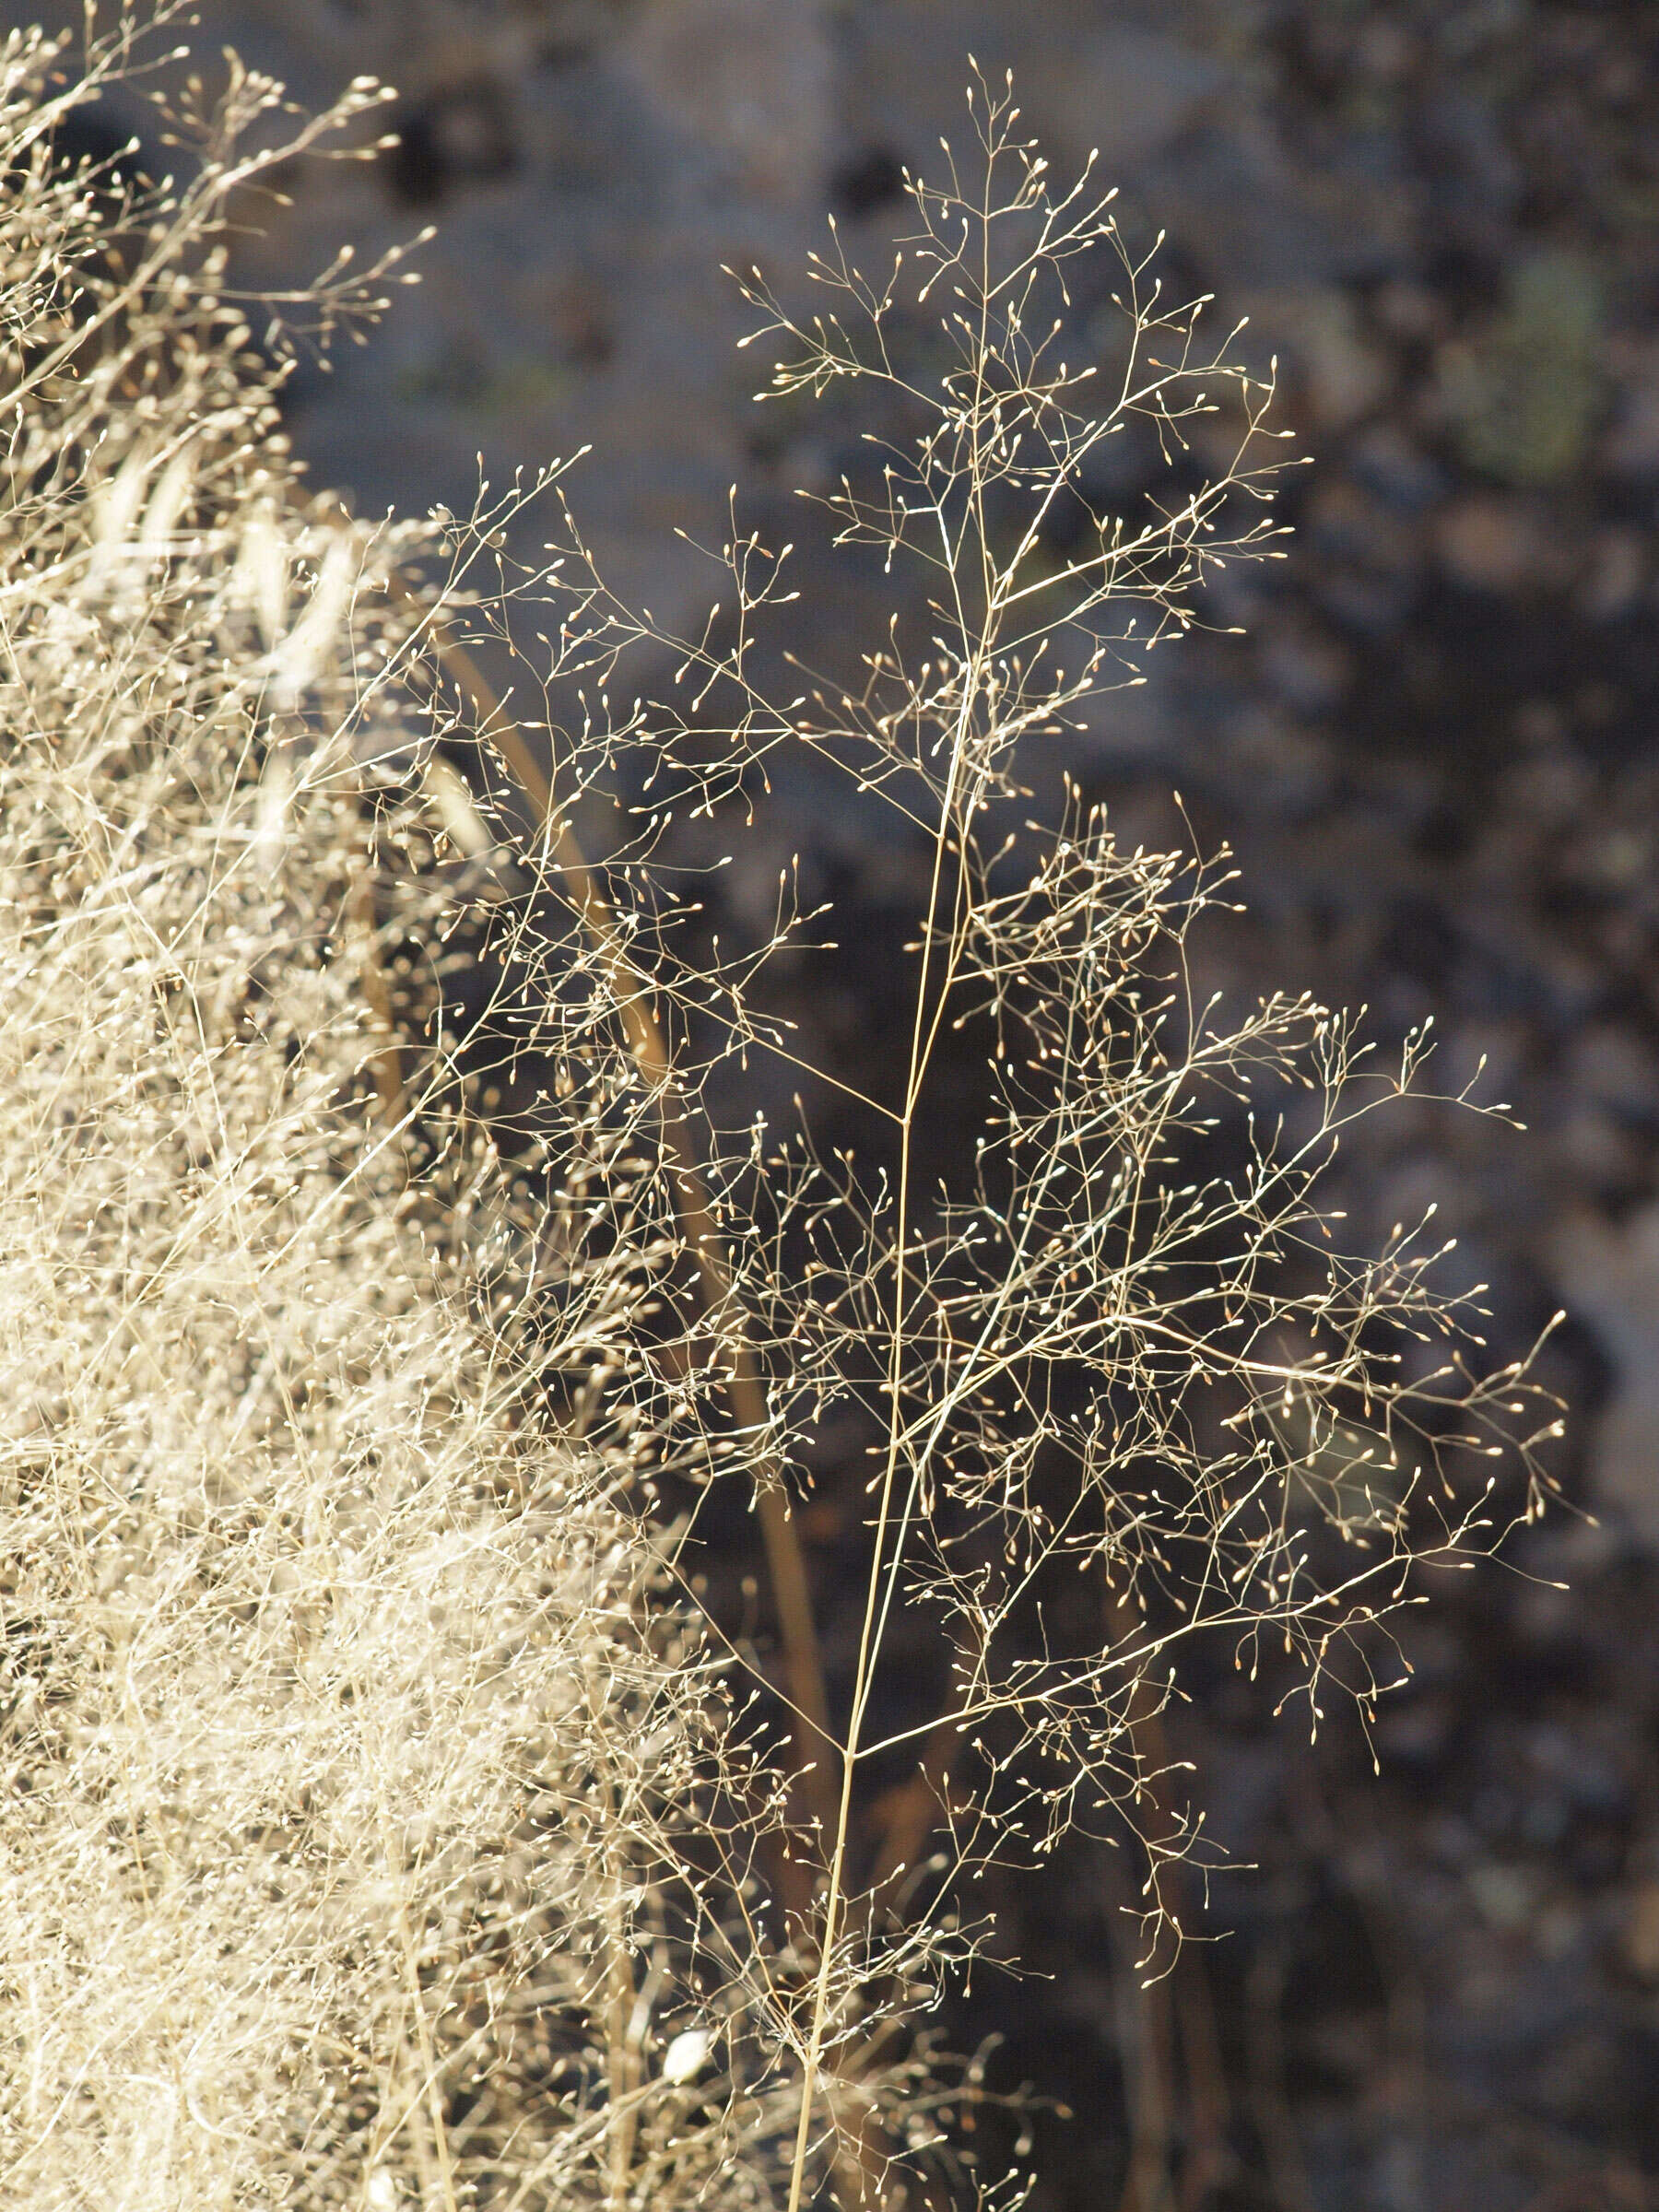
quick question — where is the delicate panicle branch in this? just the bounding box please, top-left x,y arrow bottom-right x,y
375,561 -> 841,1875
0,23 -> 1561,2212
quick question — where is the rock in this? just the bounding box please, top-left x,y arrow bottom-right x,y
1241,285 -> 1390,434
1024,23 -> 1225,178
1258,613 -> 1352,716
1575,526 -> 1649,623
1549,1204 -> 1659,1548
1602,339 -> 1659,477
1302,474 -> 1423,632
838,9 -> 1223,188
1436,249 -> 1606,490
615,0 -> 831,208
1507,741 -> 1588,829
1355,18 -> 1419,84
1622,1882 -> 1659,1982
1468,1862 -> 1537,1933
1565,1025 -> 1659,1129
1347,422 -> 1448,512
1552,1110 -> 1646,1193
1432,494 -> 1553,595
1371,277 -> 1444,344
386,80 -> 518,206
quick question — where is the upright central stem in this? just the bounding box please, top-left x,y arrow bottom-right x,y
785,185 -> 998,2209
783,697 -> 977,2212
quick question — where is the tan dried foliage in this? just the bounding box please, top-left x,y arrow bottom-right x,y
0,15 -> 1561,2211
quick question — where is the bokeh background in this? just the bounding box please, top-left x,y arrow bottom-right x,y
29,4 -> 1659,2206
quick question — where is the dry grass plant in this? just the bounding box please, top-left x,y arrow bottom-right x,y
0,16 -> 1564,2210
0,15 -> 798,2207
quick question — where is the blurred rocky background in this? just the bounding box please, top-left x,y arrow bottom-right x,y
27,2 -> 1659,2206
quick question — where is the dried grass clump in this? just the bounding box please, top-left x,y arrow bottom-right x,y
0,14 -> 1565,2212
0,18 -> 787,2209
